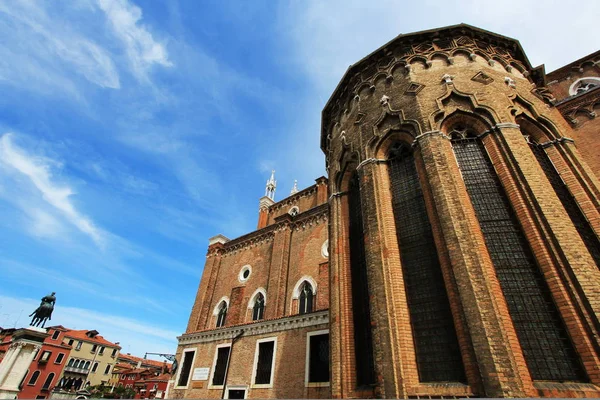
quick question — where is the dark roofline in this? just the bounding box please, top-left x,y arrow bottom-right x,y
320,23 -> 532,152
546,49 -> 600,77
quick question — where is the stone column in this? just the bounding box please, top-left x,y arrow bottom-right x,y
0,344 -> 21,386
0,327 -> 47,399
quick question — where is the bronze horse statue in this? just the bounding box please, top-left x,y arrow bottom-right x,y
29,292 -> 56,328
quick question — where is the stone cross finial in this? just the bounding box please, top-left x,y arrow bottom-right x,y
290,180 -> 299,195
265,170 -> 277,200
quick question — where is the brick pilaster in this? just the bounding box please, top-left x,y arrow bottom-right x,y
546,141 -> 600,236
328,189 -> 361,398
357,160 -> 406,398
190,243 -> 224,332
267,216 -> 293,318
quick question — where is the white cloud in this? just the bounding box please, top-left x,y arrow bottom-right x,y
0,0 -> 120,90
0,295 -> 178,358
271,0 -> 600,191
0,133 -> 105,247
283,0 -> 600,97
97,0 -> 172,82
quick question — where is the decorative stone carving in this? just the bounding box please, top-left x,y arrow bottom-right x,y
380,95 -> 391,106
471,71 -> 494,84
405,82 -> 424,95
505,77 -> 516,88
288,206 -> 300,217
442,74 -> 455,85
321,240 -> 329,259
178,310 -> 329,345
354,113 -> 365,125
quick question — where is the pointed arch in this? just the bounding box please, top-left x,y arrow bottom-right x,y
292,276 -> 317,299
248,287 -> 267,308
248,288 -> 267,321
213,296 -> 229,328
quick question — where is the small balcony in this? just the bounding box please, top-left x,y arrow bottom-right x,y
63,366 -> 88,375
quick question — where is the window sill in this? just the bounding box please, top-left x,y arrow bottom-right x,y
306,382 -> 330,388
251,383 -> 273,389
208,385 -> 224,390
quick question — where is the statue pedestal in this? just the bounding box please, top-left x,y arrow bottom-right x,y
0,327 -> 48,399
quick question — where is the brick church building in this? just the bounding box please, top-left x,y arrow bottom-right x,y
171,24 -> 600,398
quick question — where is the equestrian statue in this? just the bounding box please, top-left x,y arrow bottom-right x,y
29,292 -> 56,328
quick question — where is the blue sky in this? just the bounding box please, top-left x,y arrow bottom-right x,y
0,0 -> 598,358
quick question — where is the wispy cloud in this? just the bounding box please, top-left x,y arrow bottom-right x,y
0,133 -> 105,247
0,295 -> 178,357
97,0 -> 172,83
0,0 -> 120,92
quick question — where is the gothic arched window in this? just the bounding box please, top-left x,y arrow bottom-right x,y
299,282 -> 314,314
450,125 -> 586,382
523,132 -> 600,269
387,142 -> 466,382
253,293 -> 265,321
216,301 -> 228,328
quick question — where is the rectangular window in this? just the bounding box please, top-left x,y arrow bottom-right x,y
51,331 -> 60,340
55,353 -> 65,364
39,351 -> 52,363
210,345 -> 231,387
306,331 -> 329,385
252,338 -> 276,387
111,348 -> 117,357
91,344 -> 97,353
75,341 -> 82,350
68,339 -> 74,346
104,364 -> 111,374
99,346 -> 105,355
92,362 -> 99,373
176,349 -> 196,388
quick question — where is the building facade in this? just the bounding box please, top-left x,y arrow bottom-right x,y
174,24 -> 600,398
19,326 -> 72,399
58,329 -> 121,389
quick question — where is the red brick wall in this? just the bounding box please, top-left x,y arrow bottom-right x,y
172,322 -> 330,399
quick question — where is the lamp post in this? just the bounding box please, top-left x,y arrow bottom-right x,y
221,329 -> 244,399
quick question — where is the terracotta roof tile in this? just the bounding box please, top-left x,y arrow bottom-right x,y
64,329 -> 120,348
141,373 -> 171,382
119,353 -> 171,368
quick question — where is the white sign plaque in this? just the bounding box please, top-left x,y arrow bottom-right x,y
192,367 -> 210,381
